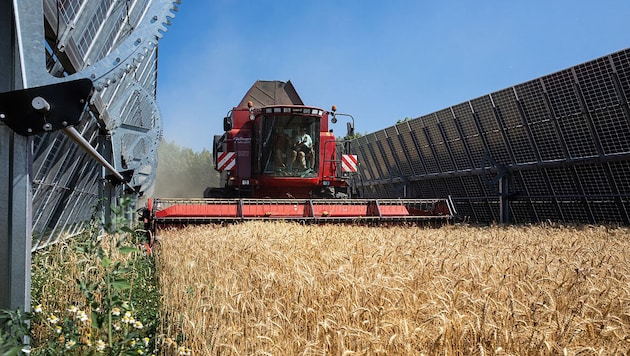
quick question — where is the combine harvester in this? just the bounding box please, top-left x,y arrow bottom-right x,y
142,81 -> 456,232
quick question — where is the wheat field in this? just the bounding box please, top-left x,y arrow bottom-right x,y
155,222 -> 630,355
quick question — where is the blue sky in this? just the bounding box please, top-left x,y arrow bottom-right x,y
157,1 -> 630,153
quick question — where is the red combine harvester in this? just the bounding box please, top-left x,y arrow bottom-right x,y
143,81 -> 456,231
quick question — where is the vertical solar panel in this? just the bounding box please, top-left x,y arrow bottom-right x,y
509,200 -> 536,224
575,164 -> 613,196
544,69 -> 582,117
471,96 -> 512,165
410,179 -> 434,198
589,200 -> 623,224
354,137 -> 373,181
452,103 -> 486,167
365,133 -> 384,180
385,127 -> 413,177
609,161 -> 630,195
438,111 -> 471,170
612,50 -> 630,100
460,175 -> 484,198
546,167 -> 580,197
470,200 -> 496,223
575,57 -> 617,109
408,117 -> 440,174
374,130 -> 396,179
397,122 -> 426,176
519,170 -> 550,196
590,108 -> 630,154
492,89 -> 537,164
515,80 -> 566,161
442,176 -> 466,197
431,178 -> 450,199
544,70 -> 600,158
431,110 -> 457,172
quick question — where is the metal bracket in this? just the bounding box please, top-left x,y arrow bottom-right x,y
0,78 -> 93,136
106,169 -> 135,186
125,185 -> 143,196
481,152 -> 514,197
481,152 -> 515,224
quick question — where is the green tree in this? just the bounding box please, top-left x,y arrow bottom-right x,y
341,132 -> 364,140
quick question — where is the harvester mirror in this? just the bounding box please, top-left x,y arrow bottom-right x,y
223,116 -> 232,131
247,101 -> 255,120
347,122 -> 354,137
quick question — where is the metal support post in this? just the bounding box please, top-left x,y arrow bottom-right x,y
0,0 -> 32,320
499,175 -> 510,224
0,129 -> 33,315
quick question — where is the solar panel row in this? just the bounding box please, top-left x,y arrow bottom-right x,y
351,47 -> 630,224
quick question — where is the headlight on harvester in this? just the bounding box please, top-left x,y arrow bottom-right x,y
242,179 -> 250,185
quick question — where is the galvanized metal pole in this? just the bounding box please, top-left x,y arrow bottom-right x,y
0,1 -> 33,316
64,127 -> 137,194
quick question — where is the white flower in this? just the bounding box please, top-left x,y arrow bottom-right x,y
33,305 -> 42,313
112,307 -> 121,316
133,320 -> 144,329
55,326 -> 62,334
143,337 -> 150,347
65,339 -> 76,349
96,339 -> 106,352
77,310 -> 89,322
47,314 -> 59,324
122,312 -> 135,324
67,305 -> 79,313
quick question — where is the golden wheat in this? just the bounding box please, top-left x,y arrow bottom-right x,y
155,223 -> 630,355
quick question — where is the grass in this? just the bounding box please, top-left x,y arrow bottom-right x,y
155,222 -> 630,355
29,227 -> 161,355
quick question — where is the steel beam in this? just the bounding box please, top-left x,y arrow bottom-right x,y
0,0 -> 32,318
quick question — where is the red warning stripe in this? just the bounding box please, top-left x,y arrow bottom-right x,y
217,152 -> 236,171
341,154 -> 358,172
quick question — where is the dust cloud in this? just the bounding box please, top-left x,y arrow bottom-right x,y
151,140 -> 219,198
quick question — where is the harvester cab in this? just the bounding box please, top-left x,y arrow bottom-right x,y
208,80 -> 355,199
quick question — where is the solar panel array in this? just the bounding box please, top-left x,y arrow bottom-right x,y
351,48 -> 630,224
26,0 -> 162,249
